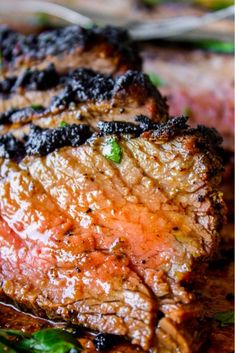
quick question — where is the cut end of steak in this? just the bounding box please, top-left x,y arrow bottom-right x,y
0,25 -> 141,78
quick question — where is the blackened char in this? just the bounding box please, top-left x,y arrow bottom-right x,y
0,70 -> 169,140
0,134 -> 25,161
0,64 -> 60,96
25,124 -> 92,156
0,25 -> 141,77
0,106 -> 44,125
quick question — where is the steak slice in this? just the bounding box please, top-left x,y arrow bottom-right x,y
0,159 -> 155,349
21,118 -> 225,297
0,70 -> 168,139
0,25 -> 141,79
0,64 -> 62,112
0,117 -> 226,352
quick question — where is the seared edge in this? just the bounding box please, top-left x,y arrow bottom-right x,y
0,70 -> 168,126
0,25 -> 141,76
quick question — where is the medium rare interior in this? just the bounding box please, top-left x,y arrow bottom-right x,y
0,117 -> 226,352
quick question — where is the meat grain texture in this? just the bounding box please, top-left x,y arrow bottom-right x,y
0,25 -> 228,353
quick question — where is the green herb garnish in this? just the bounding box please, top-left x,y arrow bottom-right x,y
103,138 -> 122,164
0,340 -> 18,353
30,104 -> 44,110
193,39 -> 234,54
139,0 -> 162,6
214,311 -> 234,327
195,0 -> 233,10
60,121 -> 68,128
148,72 -> 166,87
0,328 -> 83,353
183,106 -> 193,117
82,22 -> 95,29
35,13 -> 51,27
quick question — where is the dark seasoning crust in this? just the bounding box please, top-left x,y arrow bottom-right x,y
0,25 -> 141,72
0,64 -> 60,96
0,69 -> 165,125
0,115 -> 224,165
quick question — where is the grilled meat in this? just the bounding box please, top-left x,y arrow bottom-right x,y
0,70 -> 169,139
0,25 -> 141,78
0,64 -> 62,112
0,117 -> 226,351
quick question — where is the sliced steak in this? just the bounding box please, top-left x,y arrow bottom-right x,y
0,70 -> 169,139
0,117 -> 226,351
0,160 -> 155,349
0,25 -> 141,78
21,118 -> 225,296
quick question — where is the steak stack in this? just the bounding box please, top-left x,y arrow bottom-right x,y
0,25 -> 226,353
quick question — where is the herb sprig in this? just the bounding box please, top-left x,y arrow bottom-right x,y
103,138 -> 122,164
0,328 -> 83,353
213,311 -> 234,327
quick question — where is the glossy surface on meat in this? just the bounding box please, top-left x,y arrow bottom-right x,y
0,117 -> 226,351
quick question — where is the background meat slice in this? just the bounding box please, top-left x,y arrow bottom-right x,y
21,119 -> 225,303
0,70 -> 168,139
0,25 -> 141,79
143,46 -> 234,151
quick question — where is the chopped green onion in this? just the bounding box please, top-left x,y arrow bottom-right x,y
193,40 -> 234,54
60,121 -> 68,128
103,138 -> 122,164
0,328 -> 83,353
214,311 -> 234,327
30,104 -> 44,110
35,13 -> 51,27
147,72 -> 166,87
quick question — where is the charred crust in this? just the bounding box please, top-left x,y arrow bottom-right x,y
0,115 -> 225,177
97,121 -> 141,135
94,333 -> 118,351
0,64 -> 60,97
98,116 -> 188,137
48,70 -> 160,110
0,133 -> 25,161
0,25 -> 141,71
0,106 -> 45,125
50,69 -> 114,110
149,116 -> 189,140
25,124 -> 92,156
112,70 -> 156,97
0,69 -> 165,121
